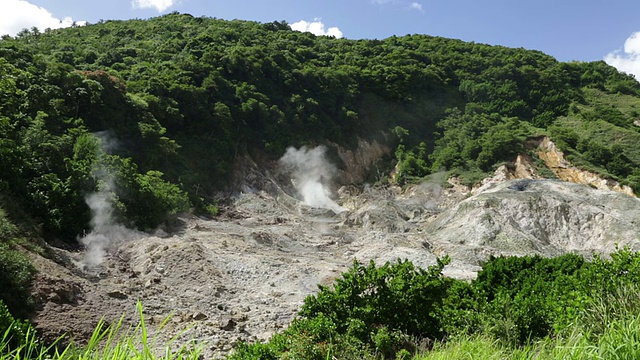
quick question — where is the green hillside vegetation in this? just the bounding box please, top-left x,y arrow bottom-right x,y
1,12 -> 639,242
550,88 -> 640,180
2,11 -> 640,358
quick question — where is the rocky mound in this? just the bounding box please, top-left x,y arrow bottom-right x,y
424,179 -> 640,264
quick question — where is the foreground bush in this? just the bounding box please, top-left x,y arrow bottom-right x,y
420,285 -> 640,360
299,257 -> 463,343
472,253 -> 587,345
0,241 -> 35,319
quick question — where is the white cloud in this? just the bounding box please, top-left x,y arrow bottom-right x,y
0,0 -> 86,37
290,19 -> 344,39
410,2 -> 424,12
372,0 -> 425,12
605,32 -> 640,81
131,0 -> 176,12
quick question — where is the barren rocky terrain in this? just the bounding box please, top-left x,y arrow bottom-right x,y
27,141 -> 640,359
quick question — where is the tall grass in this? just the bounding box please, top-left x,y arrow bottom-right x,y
417,336 -> 508,360
0,302 -> 202,360
415,285 -> 640,360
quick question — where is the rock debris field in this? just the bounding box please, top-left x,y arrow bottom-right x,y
29,176 -> 640,358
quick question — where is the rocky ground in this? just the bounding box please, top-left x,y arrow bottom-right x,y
28,146 -> 640,358
29,180 -> 453,358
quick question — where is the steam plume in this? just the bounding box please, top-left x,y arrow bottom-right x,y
420,172 -> 445,210
79,132 -> 141,269
280,146 -> 346,214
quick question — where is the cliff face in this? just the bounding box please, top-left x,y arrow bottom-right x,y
474,136 -> 635,197
536,137 -> 635,196
334,138 -> 391,185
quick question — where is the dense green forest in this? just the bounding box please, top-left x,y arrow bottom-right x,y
1,12 -> 640,243
2,11 -> 640,336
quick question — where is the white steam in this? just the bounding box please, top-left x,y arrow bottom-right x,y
79,133 -> 141,269
81,188 -> 138,268
280,146 -> 346,214
419,172 -> 445,210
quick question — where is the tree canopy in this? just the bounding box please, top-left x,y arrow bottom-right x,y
1,12 -> 640,241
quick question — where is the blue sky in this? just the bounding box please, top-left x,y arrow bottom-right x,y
2,0 -> 640,78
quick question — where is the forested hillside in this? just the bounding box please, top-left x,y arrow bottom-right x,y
4,12 -> 640,359
2,13 -> 640,257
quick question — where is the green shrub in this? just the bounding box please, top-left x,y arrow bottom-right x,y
0,209 -> 17,240
0,299 -> 34,353
371,326 -> 413,359
472,253 -> 586,345
466,249 -> 640,349
548,125 -> 579,151
300,257 -> 457,345
0,243 -> 35,319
